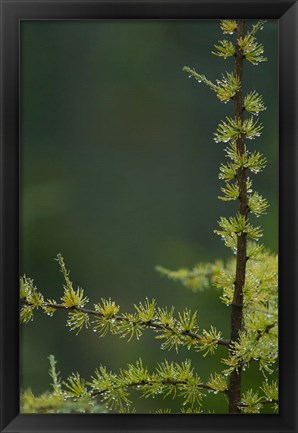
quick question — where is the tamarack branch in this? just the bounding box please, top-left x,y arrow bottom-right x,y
20,19 -> 278,414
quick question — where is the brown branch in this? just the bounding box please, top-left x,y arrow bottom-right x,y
229,19 -> 247,414
256,322 -> 277,342
20,299 -> 231,348
238,398 -> 278,409
90,378 -> 227,398
237,321 -> 278,369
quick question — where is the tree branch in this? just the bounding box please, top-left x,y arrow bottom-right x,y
90,378 -> 227,398
229,19 -> 246,414
20,299 -> 231,348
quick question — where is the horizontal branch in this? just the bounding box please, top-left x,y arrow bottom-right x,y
20,299 -> 231,348
238,398 -> 278,408
28,356 -> 232,412
90,378 -> 225,398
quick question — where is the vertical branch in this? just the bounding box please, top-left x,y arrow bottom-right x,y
228,19 -> 247,414
184,18 -> 269,414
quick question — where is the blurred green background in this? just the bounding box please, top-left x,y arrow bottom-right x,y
20,20 -> 278,413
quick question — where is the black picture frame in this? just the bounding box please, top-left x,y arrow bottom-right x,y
0,1 -> 297,432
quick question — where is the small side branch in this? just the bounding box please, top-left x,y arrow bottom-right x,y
20,299 -> 231,348
90,378 -> 227,398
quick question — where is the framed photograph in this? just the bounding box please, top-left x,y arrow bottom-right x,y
0,1 -> 297,432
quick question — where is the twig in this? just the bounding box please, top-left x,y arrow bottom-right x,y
20,299 -> 231,348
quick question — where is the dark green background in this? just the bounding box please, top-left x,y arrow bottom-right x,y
20,20 -> 278,413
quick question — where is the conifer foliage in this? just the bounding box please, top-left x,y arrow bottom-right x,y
20,20 -> 278,414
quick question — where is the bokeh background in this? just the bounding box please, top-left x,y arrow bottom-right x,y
20,19 -> 278,413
